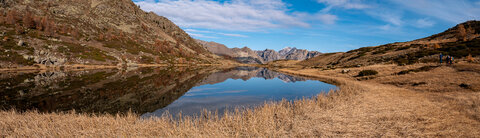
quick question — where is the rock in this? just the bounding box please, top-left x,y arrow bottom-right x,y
81,44 -> 86,46
22,55 -> 31,60
18,90 -> 25,96
17,40 -> 25,46
341,69 -> 351,74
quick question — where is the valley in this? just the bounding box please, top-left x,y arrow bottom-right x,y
0,0 -> 479,137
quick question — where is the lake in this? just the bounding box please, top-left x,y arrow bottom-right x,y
0,66 -> 336,117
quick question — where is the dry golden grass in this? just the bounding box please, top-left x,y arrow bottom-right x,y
0,84 -> 362,137
1,63 -> 480,137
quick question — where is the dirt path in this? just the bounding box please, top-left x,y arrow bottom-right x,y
278,68 -> 480,137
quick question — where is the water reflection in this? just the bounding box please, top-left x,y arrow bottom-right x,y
142,67 -> 336,117
0,67 -> 336,117
0,67 -> 214,114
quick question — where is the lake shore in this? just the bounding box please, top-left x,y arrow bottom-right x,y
1,63 -> 479,137
0,63 -> 236,73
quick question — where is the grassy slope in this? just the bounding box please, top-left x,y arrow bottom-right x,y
1,63 -> 479,137
299,21 -> 480,68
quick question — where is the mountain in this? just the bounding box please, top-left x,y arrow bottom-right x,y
0,0 -> 216,68
196,40 -> 322,64
197,67 -> 307,86
299,20 -> 480,68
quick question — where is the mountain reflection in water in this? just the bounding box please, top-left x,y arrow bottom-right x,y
0,67 -> 336,117
142,66 -> 336,117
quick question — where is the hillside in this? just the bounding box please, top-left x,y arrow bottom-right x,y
0,0 -> 217,69
299,21 -> 480,68
196,40 -> 321,64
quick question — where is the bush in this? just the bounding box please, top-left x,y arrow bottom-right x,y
396,66 -> 438,75
357,70 -> 378,77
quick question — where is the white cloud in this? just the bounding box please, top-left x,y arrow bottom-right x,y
317,0 -> 370,12
379,24 -> 393,31
184,29 -> 213,33
186,32 -> 218,39
414,18 -> 435,28
314,13 -> 338,24
135,0 -> 322,32
389,0 -> 480,23
218,33 -> 248,38
185,29 -> 248,38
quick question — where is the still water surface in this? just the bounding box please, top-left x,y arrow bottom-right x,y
0,67 -> 336,117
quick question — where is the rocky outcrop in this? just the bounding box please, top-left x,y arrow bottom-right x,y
256,49 -> 282,62
281,47 -> 322,60
29,50 -> 67,66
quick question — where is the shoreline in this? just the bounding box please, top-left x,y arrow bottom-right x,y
0,63 -> 231,72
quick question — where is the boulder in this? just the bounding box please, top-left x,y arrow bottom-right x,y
17,40 -> 25,46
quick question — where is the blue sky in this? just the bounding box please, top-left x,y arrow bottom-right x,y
134,0 -> 480,52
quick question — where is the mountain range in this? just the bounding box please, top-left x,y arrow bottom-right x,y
196,39 -> 321,64
0,0 -> 478,69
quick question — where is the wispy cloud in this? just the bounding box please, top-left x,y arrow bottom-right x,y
218,33 -> 248,38
135,0 -> 326,31
314,13 -> 338,25
185,29 -> 248,38
184,29 -> 213,34
367,10 -> 404,26
389,0 -> 480,23
186,32 -> 218,39
414,18 -> 435,28
317,0 -> 370,12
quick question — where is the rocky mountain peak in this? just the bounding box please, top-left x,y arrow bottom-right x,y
279,47 -> 296,56
196,40 -> 322,64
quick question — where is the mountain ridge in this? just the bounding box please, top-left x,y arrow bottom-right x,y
299,20 -> 480,68
196,39 -> 322,64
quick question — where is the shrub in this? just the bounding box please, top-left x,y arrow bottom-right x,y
23,11 -> 35,29
396,66 -> 438,75
357,70 -> 378,77
6,10 -> 17,25
466,54 -> 475,62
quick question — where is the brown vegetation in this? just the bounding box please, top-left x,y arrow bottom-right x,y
1,63 -> 479,137
5,10 -> 17,25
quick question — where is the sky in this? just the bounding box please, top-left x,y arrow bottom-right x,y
133,0 -> 480,52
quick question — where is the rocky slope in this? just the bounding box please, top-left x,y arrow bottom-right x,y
0,0 -> 217,68
196,40 -> 321,64
299,20 -> 480,68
